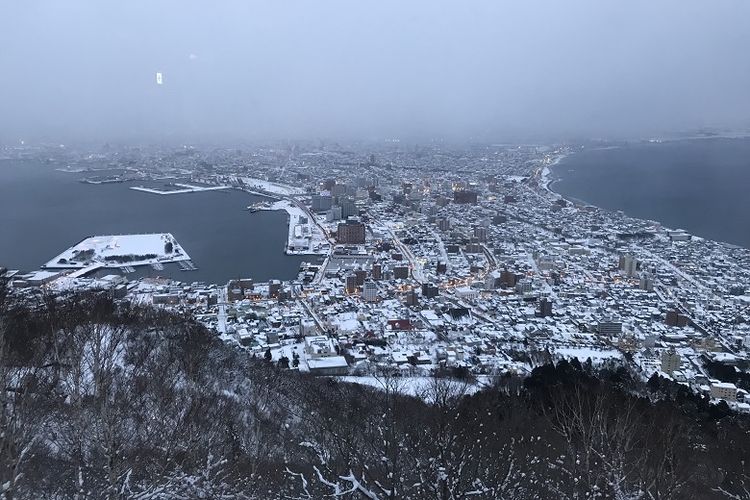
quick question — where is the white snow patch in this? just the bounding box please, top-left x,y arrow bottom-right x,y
44,233 -> 190,269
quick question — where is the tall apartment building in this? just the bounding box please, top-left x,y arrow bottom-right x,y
660,348 -> 681,373
336,219 -> 366,244
312,194 -> 333,212
362,281 -> 378,302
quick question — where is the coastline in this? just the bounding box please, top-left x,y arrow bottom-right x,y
542,155 -> 599,209
0,163 -> 311,283
541,146 -> 750,250
543,151 -> 676,228
239,177 -> 331,257
253,199 -> 330,256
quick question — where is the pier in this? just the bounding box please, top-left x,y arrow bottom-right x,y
130,184 -> 231,195
178,260 -> 197,271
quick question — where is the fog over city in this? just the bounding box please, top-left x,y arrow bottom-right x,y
1,0 -> 749,143
6,3 -> 750,498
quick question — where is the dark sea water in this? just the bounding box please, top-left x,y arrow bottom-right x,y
552,138 -> 750,248
0,160 -> 315,284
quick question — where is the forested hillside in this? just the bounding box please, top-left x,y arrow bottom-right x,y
1,285 -> 748,499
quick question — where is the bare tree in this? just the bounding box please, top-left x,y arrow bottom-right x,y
0,283 -> 51,499
545,385 -> 690,499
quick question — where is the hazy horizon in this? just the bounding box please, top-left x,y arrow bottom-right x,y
2,0 -> 749,144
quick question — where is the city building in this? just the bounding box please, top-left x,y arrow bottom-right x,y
393,265 -> 410,280
660,348 -> 681,374
639,272 -> 654,291
619,253 -> 638,278
345,275 -> 358,294
268,280 -> 282,298
422,282 -> 439,299
537,298 -> 553,318
500,270 -> 517,288
665,310 -> 689,327
710,382 -> 738,402
598,319 -> 623,337
453,190 -> 478,204
307,356 -> 349,376
312,193 -> 332,212
339,198 -> 358,219
362,281 -> 378,302
404,289 -> 418,306
336,219 -> 366,244
326,205 -> 343,221
354,269 -> 367,286
515,279 -> 532,294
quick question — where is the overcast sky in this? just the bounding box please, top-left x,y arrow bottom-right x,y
1,1 -> 749,143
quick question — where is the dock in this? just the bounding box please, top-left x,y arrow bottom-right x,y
178,260 -> 198,271
130,184 -> 231,195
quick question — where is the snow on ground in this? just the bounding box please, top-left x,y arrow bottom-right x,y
540,153 -> 567,192
331,311 -> 361,332
267,340 -> 306,362
130,183 -> 230,195
336,376 -> 487,400
44,233 -> 190,269
254,199 -> 329,255
240,176 -> 305,196
552,347 -> 623,363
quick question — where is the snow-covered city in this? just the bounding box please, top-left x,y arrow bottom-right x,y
3,2 -> 750,497
5,142 -> 750,415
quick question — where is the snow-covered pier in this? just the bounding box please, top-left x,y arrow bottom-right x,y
43,233 -> 191,270
130,183 -> 230,195
251,199 -> 330,255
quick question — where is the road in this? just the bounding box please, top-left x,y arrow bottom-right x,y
298,297 -> 328,335
217,286 -> 228,335
388,227 -> 425,284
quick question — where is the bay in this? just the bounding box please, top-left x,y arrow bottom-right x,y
552,137 -> 750,248
0,159 -> 315,284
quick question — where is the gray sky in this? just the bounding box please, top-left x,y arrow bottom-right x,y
1,0 -> 749,143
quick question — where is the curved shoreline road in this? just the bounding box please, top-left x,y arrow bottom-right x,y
234,175 -> 334,255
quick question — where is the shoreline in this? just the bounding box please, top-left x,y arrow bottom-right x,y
247,199 -> 330,257
1,168 -> 313,283
542,149 -> 750,250
272,200 -> 329,256
543,157 -> 598,209
235,176 -> 332,257
544,151 -> 674,224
